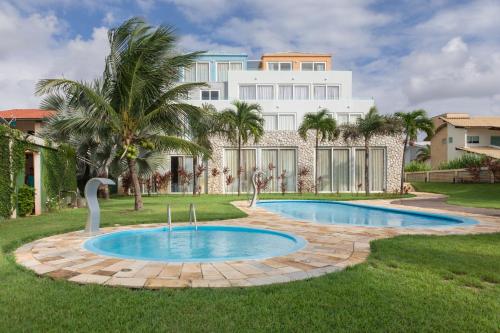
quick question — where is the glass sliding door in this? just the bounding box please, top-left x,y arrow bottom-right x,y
317,149 -> 332,192
355,149 -> 365,192
332,149 -> 349,192
241,150 -> 256,193
370,148 -> 385,192
279,149 -> 296,192
261,149 -> 278,192
223,149 -> 238,193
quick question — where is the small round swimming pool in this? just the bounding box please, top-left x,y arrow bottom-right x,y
257,200 -> 478,227
84,226 -> 306,262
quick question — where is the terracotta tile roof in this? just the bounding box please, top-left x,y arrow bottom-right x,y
457,146 -> 500,159
0,109 -> 55,120
440,116 -> 500,129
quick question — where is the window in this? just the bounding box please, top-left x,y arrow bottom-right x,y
301,62 -> 326,71
327,86 -> 340,99
314,85 -> 326,100
184,64 -> 196,82
441,138 -> 447,144
278,85 -> 293,100
261,149 -> 297,192
197,62 -> 209,82
263,114 -> 278,131
268,62 -> 292,71
355,149 -> 385,192
201,90 -> 219,100
448,137 -> 453,143
239,85 -> 256,100
314,85 -> 340,100
223,149 -> 256,193
257,85 -> 274,100
317,149 -> 332,191
336,113 -> 349,125
467,136 -> 479,144
492,136 -> 500,146
294,85 -> 309,100
349,113 -> 362,123
216,62 -> 243,81
184,62 -> 209,82
278,114 -> 295,130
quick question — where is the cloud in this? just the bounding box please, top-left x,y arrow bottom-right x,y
161,0 -> 235,23
0,3 -> 109,109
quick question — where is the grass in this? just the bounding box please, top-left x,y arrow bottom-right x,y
0,194 -> 499,332
412,182 -> 500,209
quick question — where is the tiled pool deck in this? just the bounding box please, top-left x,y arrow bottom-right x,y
15,193 -> 500,288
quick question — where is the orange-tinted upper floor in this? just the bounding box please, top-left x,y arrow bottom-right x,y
259,52 -> 332,71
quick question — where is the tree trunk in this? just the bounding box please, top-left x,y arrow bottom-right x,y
365,138 -> 370,196
400,134 -> 409,193
237,136 -> 241,196
315,132 -> 319,195
127,158 -> 143,210
100,167 -> 110,199
192,155 -> 198,196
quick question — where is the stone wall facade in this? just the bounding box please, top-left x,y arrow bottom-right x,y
166,131 -> 404,194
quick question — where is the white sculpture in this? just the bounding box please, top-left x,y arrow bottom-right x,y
84,178 -> 116,234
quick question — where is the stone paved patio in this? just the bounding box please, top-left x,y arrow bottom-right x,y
14,193 -> 500,288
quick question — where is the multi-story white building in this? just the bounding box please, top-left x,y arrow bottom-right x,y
166,52 -> 403,194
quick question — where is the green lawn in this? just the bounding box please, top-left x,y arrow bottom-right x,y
412,182 -> 500,209
0,194 -> 499,332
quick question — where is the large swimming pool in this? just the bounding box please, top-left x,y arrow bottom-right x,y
84,225 -> 306,262
257,200 -> 478,227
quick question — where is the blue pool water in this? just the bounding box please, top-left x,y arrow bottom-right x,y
257,200 -> 478,227
84,226 -> 306,262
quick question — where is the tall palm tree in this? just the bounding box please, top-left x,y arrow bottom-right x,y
395,110 -> 434,192
416,144 -> 431,163
36,17 -> 207,210
342,107 -> 402,195
188,103 -> 220,195
218,101 -> 264,196
298,109 -> 339,195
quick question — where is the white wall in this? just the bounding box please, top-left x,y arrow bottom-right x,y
447,124 -> 466,160
465,128 -> 500,147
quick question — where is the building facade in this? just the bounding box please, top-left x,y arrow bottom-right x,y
165,52 -> 403,194
430,113 -> 500,168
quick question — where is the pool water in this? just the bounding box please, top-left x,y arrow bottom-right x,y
84,226 -> 306,262
257,200 -> 477,227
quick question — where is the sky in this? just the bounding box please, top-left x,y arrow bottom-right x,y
1,0 -> 500,116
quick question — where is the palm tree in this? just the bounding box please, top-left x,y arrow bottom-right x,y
416,144 -> 431,163
395,110 -> 434,192
188,103 -> 220,195
342,106 -> 402,195
36,18 -> 207,210
218,101 -> 264,196
298,109 -> 339,195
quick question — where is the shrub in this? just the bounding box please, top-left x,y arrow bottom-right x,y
17,185 -> 35,217
404,161 -> 431,172
438,154 -> 485,170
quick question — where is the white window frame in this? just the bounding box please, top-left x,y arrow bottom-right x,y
293,84 -> 310,100
301,61 -> 327,71
262,113 -> 278,131
278,113 -> 296,131
259,147 -> 298,192
335,113 -> 349,125
239,84 -> 257,100
215,61 -> 243,81
200,89 -> 220,101
278,84 -> 294,100
256,84 -> 275,100
267,62 -> 292,71
467,135 -> 480,144
183,62 -> 211,82
349,113 -> 363,123
313,84 -> 341,100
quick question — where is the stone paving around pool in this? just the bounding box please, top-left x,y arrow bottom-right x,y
14,193 -> 500,289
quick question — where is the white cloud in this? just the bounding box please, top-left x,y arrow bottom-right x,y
0,2 -> 109,109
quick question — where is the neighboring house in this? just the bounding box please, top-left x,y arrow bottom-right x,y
0,109 -> 55,135
166,51 -> 403,194
430,113 -> 500,169
404,141 -> 430,165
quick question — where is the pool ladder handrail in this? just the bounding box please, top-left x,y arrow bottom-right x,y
189,203 -> 198,230
167,204 -> 172,231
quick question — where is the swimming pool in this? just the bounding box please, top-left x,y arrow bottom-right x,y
257,200 -> 478,227
84,225 -> 306,262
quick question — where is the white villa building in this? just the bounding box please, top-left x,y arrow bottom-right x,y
165,52 -> 404,194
